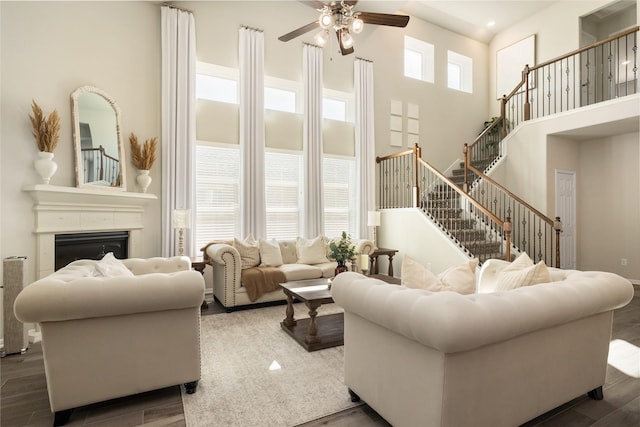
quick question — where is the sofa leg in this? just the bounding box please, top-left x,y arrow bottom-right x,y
185,380 -> 199,394
348,388 -> 360,403
53,409 -> 73,426
587,386 -> 603,400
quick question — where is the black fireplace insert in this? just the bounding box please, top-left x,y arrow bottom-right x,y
55,231 -> 129,271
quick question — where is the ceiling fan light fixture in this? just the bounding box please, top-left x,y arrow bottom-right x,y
350,17 -> 364,34
315,30 -> 329,46
319,10 -> 333,29
340,28 -> 354,49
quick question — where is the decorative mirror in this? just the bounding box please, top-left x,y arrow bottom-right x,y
71,86 -> 126,190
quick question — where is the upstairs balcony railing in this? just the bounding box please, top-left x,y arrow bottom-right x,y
500,26 -> 638,135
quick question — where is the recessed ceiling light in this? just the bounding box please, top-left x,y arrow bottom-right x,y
487,21 -> 496,27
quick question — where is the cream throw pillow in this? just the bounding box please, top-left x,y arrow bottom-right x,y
258,239 -> 284,267
401,255 -> 443,291
94,252 -> 134,277
234,237 -> 261,269
401,256 -> 478,294
296,236 -> 329,264
495,258 -> 551,290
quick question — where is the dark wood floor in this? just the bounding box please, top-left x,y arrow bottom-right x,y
2,290 -> 638,427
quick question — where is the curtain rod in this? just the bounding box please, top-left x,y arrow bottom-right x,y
355,57 -> 373,63
162,3 -> 193,14
240,25 -> 264,32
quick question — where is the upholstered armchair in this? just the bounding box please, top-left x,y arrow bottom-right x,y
14,256 -> 204,426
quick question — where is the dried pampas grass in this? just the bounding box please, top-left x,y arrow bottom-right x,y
130,133 -> 157,170
29,100 -> 60,152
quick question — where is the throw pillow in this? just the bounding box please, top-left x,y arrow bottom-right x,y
401,255 -> 442,291
495,259 -> 551,290
94,252 -> 134,277
258,239 -> 284,267
296,236 -> 329,264
234,237 -> 261,269
438,258 -> 479,295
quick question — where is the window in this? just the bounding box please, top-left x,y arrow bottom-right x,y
264,87 -> 296,113
196,62 -> 239,104
265,150 -> 302,239
404,36 -> 434,83
323,98 -> 347,121
194,143 -> 241,249
447,50 -> 473,93
323,156 -> 357,238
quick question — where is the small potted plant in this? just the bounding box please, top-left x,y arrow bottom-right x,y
328,231 -> 357,276
29,100 -> 61,184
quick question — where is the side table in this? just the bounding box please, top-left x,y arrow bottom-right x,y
368,248 -> 398,276
191,258 -> 208,310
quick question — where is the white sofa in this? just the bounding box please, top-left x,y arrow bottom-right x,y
330,261 -> 634,427
204,238 -> 374,310
14,256 -> 204,426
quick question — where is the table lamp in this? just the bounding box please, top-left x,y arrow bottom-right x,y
367,210 -> 381,249
172,208 -> 191,256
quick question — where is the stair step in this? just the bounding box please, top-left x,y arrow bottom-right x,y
452,229 -> 487,241
428,208 -> 463,219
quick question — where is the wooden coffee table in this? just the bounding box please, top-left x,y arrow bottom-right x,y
279,278 -> 343,352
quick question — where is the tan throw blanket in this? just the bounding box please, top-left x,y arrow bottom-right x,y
241,267 -> 287,302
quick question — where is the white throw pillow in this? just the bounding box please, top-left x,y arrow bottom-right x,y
258,239 -> 284,267
94,252 -> 134,277
296,236 -> 329,264
401,255 -> 442,291
234,237 -> 261,269
495,259 -> 551,290
438,258 -> 479,295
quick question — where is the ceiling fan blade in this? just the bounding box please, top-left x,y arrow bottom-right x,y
278,21 -> 320,42
358,12 -> 410,27
344,0 -> 359,6
299,0 -> 327,10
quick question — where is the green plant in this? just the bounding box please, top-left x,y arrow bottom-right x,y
328,231 -> 357,265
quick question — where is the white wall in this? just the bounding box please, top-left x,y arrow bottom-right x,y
377,208 -> 470,278
0,1 -> 162,336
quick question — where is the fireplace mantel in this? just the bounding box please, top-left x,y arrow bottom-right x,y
22,185 -> 157,278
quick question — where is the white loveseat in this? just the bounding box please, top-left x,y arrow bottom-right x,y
330,262 -> 634,427
14,256 -> 204,425
204,237 -> 374,310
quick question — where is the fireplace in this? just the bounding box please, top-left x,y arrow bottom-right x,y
23,184 -> 157,279
55,231 -> 129,270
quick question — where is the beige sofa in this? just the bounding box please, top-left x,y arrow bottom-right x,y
204,238 -> 374,310
14,256 -> 204,425
330,262 -> 634,427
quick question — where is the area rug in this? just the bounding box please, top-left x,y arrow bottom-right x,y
181,303 -> 360,426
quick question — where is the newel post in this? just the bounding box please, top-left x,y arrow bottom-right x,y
500,96 -> 507,139
413,143 -> 421,207
523,64 -> 531,121
504,217 -> 512,262
462,144 -> 470,193
554,216 -> 563,268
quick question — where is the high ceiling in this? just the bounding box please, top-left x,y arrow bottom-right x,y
358,0 -> 560,43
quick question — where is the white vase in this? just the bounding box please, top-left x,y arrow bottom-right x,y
136,169 -> 152,193
34,151 -> 58,184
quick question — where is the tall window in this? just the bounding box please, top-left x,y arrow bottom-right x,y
264,150 -> 302,239
194,143 -> 241,248
404,36 -> 435,83
447,50 -> 473,93
323,156 -> 356,238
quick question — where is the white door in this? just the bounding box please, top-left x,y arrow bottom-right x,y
556,170 -> 576,269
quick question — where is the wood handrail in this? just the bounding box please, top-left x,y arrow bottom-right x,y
468,116 -> 502,150
466,163 -> 554,227
376,148 -> 414,163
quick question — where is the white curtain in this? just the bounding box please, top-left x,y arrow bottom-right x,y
303,44 -> 325,238
354,58 -> 376,240
161,6 -> 196,257
239,27 -> 266,239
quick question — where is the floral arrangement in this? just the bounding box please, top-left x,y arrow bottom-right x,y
129,133 -> 157,170
328,231 -> 357,265
29,100 -> 60,153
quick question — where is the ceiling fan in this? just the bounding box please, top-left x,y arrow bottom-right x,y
278,0 -> 410,56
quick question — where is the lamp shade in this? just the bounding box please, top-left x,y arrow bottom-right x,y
367,211 -> 381,227
173,209 -> 191,229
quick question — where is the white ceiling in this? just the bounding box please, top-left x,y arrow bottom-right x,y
355,0 -> 560,43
